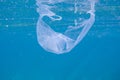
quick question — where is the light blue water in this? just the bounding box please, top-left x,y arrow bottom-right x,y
0,0 -> 120,80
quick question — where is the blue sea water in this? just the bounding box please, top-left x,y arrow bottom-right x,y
0,0 -> 120,80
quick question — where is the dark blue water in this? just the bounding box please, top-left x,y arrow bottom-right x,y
0,0 -> 120,80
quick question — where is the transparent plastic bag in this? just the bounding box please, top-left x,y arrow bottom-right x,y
36,0 -> 97,54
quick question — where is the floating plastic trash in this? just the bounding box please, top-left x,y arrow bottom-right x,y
36,0 -> 97,54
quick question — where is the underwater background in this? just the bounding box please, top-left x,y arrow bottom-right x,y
0,0 -> 120,80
